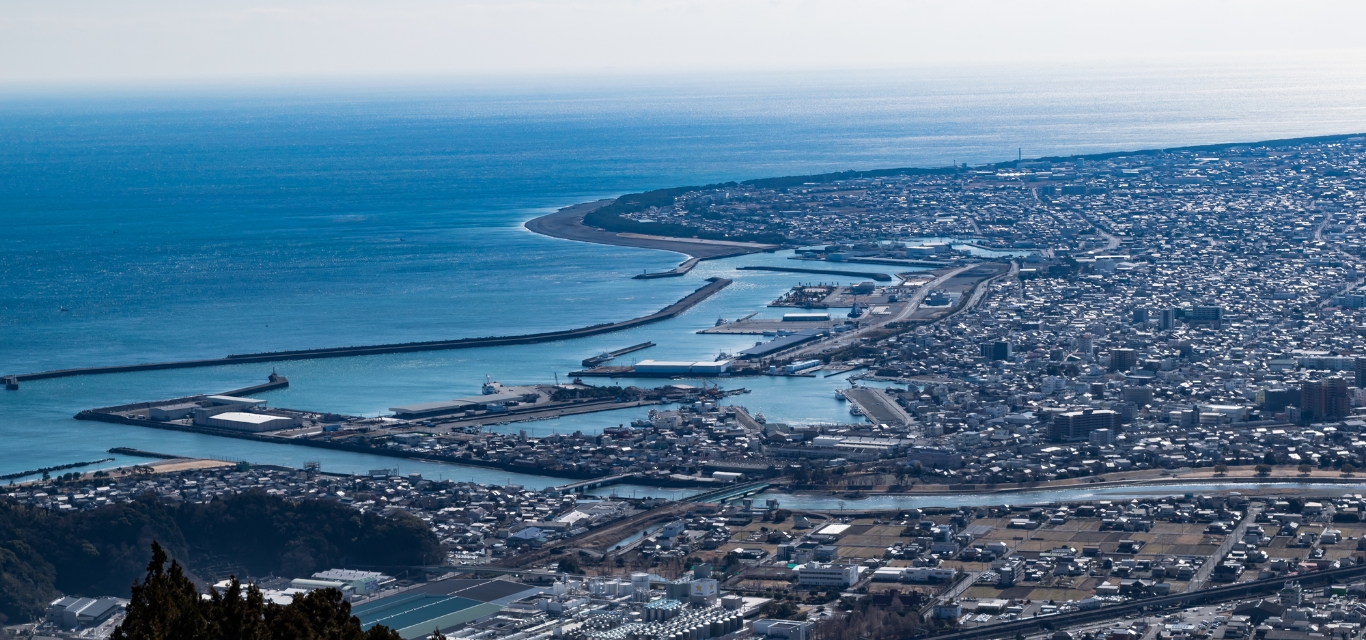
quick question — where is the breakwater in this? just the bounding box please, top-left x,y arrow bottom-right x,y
9,278 -> 731,384
633,257 -> 700,279
107,447 -> 183,460
0,458 -> 116,481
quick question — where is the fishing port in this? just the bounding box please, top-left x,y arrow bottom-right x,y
73,375 -> 758,485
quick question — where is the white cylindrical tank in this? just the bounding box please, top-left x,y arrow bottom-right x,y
632,573 -> 651,601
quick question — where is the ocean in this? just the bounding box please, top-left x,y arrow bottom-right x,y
3,61 -> 1366,487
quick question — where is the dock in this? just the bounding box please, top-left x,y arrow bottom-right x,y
8,278 -> 731,384
842,386 -> 914,426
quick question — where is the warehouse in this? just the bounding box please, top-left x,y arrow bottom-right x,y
200,411 -> 299,432
390,389 -> 541,418
633,360 -> 731,375
737,328 -> 826,359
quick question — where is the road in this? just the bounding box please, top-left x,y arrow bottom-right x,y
1034,187 -> 1121,252
935,560 -> 1366,640
1313,210 -> 1365,308
941,261 -> 1018,324
1187,503 -> 1262,591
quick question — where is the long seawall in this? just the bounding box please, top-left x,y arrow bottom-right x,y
11,278 -> 731,383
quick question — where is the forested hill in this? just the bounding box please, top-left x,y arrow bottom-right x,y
0,490 -> 440,624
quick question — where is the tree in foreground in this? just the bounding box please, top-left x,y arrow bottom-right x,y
113,541 -> 401,640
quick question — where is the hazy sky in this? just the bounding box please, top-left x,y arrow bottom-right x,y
3,1 -> 1366,84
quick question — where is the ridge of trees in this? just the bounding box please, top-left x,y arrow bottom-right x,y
581,184 -> 788,245
0,489 -> 439,624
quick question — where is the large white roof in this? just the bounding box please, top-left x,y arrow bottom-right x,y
211,411 -> 282,424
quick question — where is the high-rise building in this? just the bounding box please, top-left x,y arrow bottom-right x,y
1122,386 -> 1154,406
1159,308 -> 1176,331
1301,378 -> 1349,422
1187,306 -> 1223,328
1261,388 -> 1298,412
980,341 -> 1012,361
1109,348 -> 1137,372
1356,358 -> 1366,389
1076,334 -> 1094,354
1050,408 -> 1121,442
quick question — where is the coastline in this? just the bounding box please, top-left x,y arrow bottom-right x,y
524,199 -> 774,262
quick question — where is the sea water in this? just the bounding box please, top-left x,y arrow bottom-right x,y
4,62 -> 1366,487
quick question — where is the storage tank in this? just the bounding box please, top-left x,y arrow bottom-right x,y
632,573 -> 651,601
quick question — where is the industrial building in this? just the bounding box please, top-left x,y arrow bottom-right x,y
632,360 -> 731,375
737,328 -> 826,359
142,394 -> 302,432
311,569 -> 395,596
390,387 -> 543,418
794,563 -> 861,587
46,596 -> 125,629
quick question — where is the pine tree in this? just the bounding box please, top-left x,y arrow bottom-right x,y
112,541 -> 209,640
112,541 -> 402,640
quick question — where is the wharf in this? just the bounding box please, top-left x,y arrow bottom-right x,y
8,279 -> 730,384
423,398 -> 664,428
798,256 -> 954,268
699,319 -> 840,335
736,265 -> 891,281
842,386 -> 914,426
569,366 -> 759,378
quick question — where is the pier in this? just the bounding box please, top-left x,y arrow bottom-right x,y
8,278 -> 730,384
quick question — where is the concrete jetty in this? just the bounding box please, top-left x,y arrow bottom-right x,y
581,341 -> 655,367
633,257 -> 700,279
9,279 -> 731,384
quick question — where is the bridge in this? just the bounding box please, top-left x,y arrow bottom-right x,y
550,473 -> 638,494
